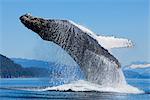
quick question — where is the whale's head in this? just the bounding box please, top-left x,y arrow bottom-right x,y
20,13 -> 70,41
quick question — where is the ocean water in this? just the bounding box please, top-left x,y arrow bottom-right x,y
0,78 -> 149,100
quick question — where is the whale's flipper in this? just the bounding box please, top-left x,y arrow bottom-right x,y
20,14 -> 126,86
96,36 -> 133,49
67,20 -> 133,50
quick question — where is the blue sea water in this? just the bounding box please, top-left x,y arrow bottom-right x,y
0,78 -> 149,100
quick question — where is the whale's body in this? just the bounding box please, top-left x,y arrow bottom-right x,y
20,14 -> 126,86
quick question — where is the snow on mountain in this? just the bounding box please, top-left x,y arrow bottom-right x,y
128,64 -> 150,69
123,62 -> 150,79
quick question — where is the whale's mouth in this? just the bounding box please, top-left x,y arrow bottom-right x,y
20,13 -> 32,21
20,13 -> 34,28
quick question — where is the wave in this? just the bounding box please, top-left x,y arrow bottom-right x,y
39,80 -> 143,94
0,80 -> 143,94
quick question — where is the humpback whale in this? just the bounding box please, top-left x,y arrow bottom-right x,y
20,14 -> 126,86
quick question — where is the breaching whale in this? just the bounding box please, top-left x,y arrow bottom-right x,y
20,14 -> 126,86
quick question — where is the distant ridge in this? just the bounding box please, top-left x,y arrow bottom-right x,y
0,54 -> 50,78
1,54 -> 149,79
0,54 -> 23,78
123,62 -> 150,79
11,58 -> 52,68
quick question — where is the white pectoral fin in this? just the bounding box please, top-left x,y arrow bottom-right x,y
68,20 -> 133,49
96,35 -> 134,49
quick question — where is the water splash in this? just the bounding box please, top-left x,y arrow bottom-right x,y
40,80 -> 143,94
32,39 -> 142,93
48,45 -> 85,84
80,50 -> 125,86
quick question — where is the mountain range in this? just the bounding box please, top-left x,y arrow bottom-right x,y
0,54 -> 149,79
11,58 -> 52,68
123,62 -> 150,79
0,54 -> 50,78
12,58 -> 150,79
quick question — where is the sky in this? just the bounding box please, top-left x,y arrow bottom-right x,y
0,0 -> 149,66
